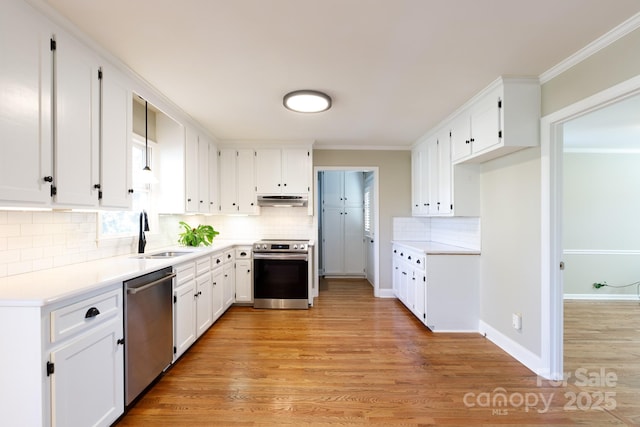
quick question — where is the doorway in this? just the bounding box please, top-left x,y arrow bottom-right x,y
313,167 -> 380,298
542,74 -> 640,380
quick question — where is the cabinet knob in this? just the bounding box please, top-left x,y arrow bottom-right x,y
128,189 -> 134,194
93,184 -> 101,189
43,176 -> 53,183
284,183 -> 287,187
187,198 -> 192,202
117,338 -> 125,346
232,203 -> 236,206
240,252 -> 247,256
200,200 -> 203,203
278,183 -> 281,187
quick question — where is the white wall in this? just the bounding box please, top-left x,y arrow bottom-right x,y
563,152 -> 640,298
480,147 -> 542,356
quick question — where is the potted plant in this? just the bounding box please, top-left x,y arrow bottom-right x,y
178,221 -> 219,247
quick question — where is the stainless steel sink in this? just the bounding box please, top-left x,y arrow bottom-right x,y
135,251 -> 192,259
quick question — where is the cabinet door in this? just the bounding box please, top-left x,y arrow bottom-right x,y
222,263 -> 235,308
218,148 -> 237,213
236,149 -> 257,213
211,266 -> 224,320
99,65 -> 132,209
184,128 -> 199,212
450,113 -> 471,162
426,139 -> 439,215
343,206 -> 365,274
282,148 -> 309,194
322,207 -> 344,274
343,171 -> 364,207
322,171 -> 344,207
195,272 -> 213,337
255,148 -> 282,194
197,136 -> 210,213
173,281 -> 196,360
471,89 -> 502,154
50,319 -> 124,427
208,141 -> 218,214
0,0 -> 52,206
53,32 -> 100,207
411,146 -> 424,215
415,272 -> 426,324
235,259 -> 252,302
436,131 -> 452,215
392,252 -> 401,298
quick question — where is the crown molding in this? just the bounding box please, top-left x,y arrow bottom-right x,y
539,12 -> 640,84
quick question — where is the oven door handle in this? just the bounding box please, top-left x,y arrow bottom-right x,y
253,253 -> 308,261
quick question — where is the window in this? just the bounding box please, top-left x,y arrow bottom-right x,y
99,135 -> 155,238
363,172 -> 374,238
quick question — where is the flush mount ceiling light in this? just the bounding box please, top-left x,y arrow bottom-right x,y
283,90 -> 332,113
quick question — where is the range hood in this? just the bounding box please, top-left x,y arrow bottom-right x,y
257,195 -> 308,207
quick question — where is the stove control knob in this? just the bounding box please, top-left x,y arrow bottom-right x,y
300,244 -> 306,250
262,244 -> 268,250
293,244 -> 298,250
254,244 -> 260,250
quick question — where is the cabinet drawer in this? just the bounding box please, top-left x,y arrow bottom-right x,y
235,248 -> 251,259
223,249 -> 235,264
175,262 -> 195,286
211,252 -> 224,267
50,288 -> 122,343
195,256 -> 211,276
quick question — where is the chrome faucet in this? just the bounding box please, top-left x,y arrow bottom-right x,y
138,211 -> 149,253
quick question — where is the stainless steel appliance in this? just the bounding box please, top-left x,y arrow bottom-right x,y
123,267 -> 175,406
253,240 -> 309,309
257,195 -> 308,207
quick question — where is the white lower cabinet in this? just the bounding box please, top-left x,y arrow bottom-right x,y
0,284 -> 125,427
211,263 -> 225,321
392,244 -> 479,331
50,319 -> 124,427
222,249 -> 236,309
235,247 -> 253,303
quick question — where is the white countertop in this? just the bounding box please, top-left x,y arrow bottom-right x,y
0,240 -> 251,308
392,240 -> 481,255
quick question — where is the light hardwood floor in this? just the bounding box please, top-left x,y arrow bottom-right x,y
116,279 -> 638,426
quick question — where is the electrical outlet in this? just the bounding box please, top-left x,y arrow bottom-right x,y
512,313 -> 522,330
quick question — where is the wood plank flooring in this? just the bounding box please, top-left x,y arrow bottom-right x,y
116,279 -> 638,426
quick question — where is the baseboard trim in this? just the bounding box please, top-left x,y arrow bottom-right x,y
564,293 -> 639,301
478,320 -> 544,377
377,289 -> 396,298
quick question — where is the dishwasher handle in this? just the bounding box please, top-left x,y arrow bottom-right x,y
126,272 -> 176,295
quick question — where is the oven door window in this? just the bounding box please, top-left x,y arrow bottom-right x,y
254,258 -> 308,299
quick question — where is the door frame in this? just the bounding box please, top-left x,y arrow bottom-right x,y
313,166 -> 380,297
541,74 -> 640,380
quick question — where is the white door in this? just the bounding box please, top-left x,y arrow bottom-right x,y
195,272 -> 213,337
218,149 -> 237,213
50,320 -> 124,427
282,148 -> 310,194
322,171 -> 343,207
235,259 -> 253,302
197,136 -> 210,213
343,171 -> 364,207
53,32 -> 100,207
173,282 -> 196,360
99,65 -> 131,209
236,149 -> 256,213
211,267 -> 224,320
344,206 -> 365,274
322,207 -> 344,274
255,148 -> 282,194
0,0 -> 52,206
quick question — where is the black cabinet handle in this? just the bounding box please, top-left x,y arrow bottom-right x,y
128,189 -> 134,194
43,176 -> 53,182
240,251 -> 247,256
85,307 -> 100,318
187,198 -> 192,202
117,338 -> 124,345
93,184 -> 101,189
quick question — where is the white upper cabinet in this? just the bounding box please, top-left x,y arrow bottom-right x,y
0,0 -> 52,206
255,147 -> 311,195
52,31 -> 101,208
218,148 -> 257,214
184,127 -> 215,214
99,65 -> 132,209
450,77 -> 540,164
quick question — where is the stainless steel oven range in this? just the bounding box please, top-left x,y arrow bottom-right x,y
253,240 -> 309,309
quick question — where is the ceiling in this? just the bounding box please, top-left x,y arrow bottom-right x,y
43,0 -> 640,149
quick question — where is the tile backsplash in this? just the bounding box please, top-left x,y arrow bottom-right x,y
0,207 -> 315,278
393,216 -> 481,250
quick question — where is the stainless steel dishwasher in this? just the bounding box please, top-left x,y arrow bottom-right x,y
124,267 -> 175,406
